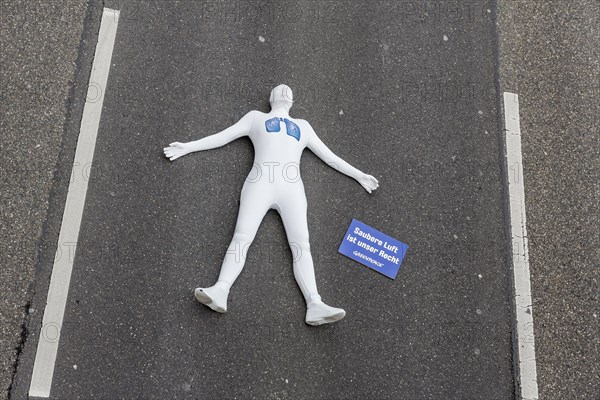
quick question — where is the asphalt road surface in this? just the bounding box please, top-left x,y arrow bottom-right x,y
497,1 -> 599,399
11,1 -> 514,398
5,1 -> 597,400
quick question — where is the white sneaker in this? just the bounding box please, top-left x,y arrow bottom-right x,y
305,299 -> 346,326
194,284 -> 228,313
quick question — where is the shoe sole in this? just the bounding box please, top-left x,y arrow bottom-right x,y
306,310 -> 346,326
194,289 -> 226,313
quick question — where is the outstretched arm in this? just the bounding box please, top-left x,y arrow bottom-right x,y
307,124 -> 379,193
164,111 -> 255,161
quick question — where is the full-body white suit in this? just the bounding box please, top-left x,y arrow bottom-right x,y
164,85 -> 379,325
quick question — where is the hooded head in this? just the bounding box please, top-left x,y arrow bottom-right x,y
269,84 -> 294,112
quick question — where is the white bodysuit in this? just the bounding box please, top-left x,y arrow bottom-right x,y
164,85 -> 379,325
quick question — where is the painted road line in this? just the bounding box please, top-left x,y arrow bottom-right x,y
503,92 -> 539,400
28,8 -> 120,398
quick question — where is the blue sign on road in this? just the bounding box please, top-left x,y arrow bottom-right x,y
338,219 -> 409,279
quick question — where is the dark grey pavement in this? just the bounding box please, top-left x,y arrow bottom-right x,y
4,1 -> 598,400
0,1 -> 87,399
10,1 -> 515,399
498,1 -> 599,399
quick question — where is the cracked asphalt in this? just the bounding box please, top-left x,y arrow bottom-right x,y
497,1 -> 599,399
0,1 -> 87,399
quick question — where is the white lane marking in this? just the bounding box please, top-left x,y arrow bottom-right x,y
503,92 -> 539,400
29,8 -> 120,398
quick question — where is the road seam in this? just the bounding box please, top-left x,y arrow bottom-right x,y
503,92 -> 539,400
28,8 -> 120,398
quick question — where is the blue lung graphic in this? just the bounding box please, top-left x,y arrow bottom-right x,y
264,117 -> 301,141
265,117 -> 282,132
283,118 -> 301,141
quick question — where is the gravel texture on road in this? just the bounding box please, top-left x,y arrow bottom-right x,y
0,1 -> 87,398
498,1 -> 599,399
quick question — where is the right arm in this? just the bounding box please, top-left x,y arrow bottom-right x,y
164,111 -> 255,161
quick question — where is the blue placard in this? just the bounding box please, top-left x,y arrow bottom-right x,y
338,219 -> 409,279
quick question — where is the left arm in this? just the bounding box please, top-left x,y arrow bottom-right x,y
306,124 -> 379,193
